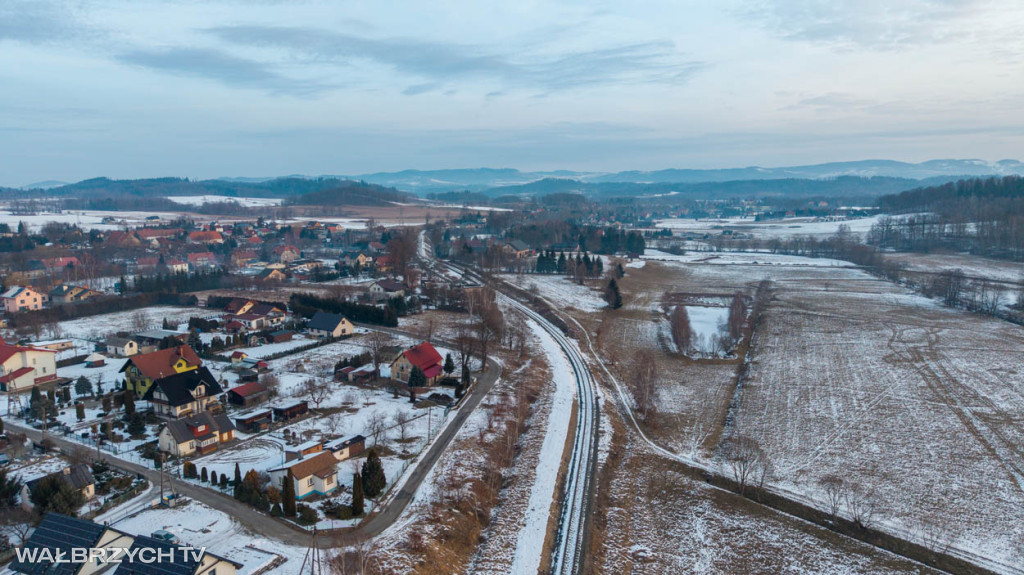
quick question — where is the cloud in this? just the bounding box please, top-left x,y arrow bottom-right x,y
205,25 -> 705,93
116,47 -> 331,95
741,0 -> 987,50
0,0 -> 87,44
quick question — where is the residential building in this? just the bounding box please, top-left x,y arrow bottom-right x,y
158,410 -> 235,456
258,268 -> 287,282
142,366 -> 223,419
367,279 -> 406,301
1,286 -> 43,312
273,245 -> 300,263
23,464 -> 96,506
115,534 -> 242,574
0,337 -> 58,393
106,336 -> 139,357
120,345 -> 202,398
234,409 -> 272,433
307,311 -> 354,338
48,284 -> 103,305
268,451 -> 339,500
187,230 -> 224,244
390,342 -> 443,386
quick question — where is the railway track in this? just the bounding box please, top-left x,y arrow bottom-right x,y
431,248 -> 599,575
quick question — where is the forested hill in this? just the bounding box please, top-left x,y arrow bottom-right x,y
3,176 -> 375,199
877,175 -> 1024,215
282,180 -> 414,206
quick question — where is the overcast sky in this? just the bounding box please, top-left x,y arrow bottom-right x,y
2,0 -> 1024,185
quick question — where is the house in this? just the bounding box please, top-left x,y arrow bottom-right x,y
324,435 -> 365,462
504,239 -> 533,259
340,252 -> 371,268
0,337 -> 58,393
10,513 -> 241,575
287,258 -> 324,274
224,313 -> 268,331
142,366 -> 224,419
234,409 -> 272,433
336,363 -> 375,383
374,255 -> 394,273
268,451 -> 339,500
136,228 -> 181,241
120,345 -> 202,398
285,439 -> 323,461
131,329 -> 188,348
158,410 -> 235,456
271,400 -> 308,421
9,513 -> 136,575
188,230 -> 224,244
106,336 -> 139,357
390,342 -> 443,386
273,245 -> 301,264
267,330 -> 293,343
187,251 -> 218,268
48,284 -> 103,305
230,351 -> 248,364
1,286 -> 44,312
307,311 -> 354,338
29,339 -> 74,352
258,268 -> 287,282
367,279 -> 406,301
23,464 -> 96,507
224,298 -> 256,314
84,353 -> 107,368
226,381 -> 268,407
136,257 -> 189,274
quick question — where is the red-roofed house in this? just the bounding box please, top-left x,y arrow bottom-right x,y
136,228 -> 181,241
120,345 -> 202,398
226,381 -> 268,407
0,337 -> 57,393
188,231 -> 224,244
188,252 -> 218,268
390,342 -> 443,385
273,245 -> 300,264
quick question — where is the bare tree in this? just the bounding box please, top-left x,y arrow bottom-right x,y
366,412 -> 389,447
722,435 -> 770,496
366,330 -> 394,375
129,309 -> 149,332
302,378 -> 329,409
392,411 -> 413,443
630,350 -> 659,422
452,319 -> 475,370
818,474 -> 846,521
727,291 -> 747,343
261,373 -> 281,399
670,305 -> 692,353
844,482 -> 879,530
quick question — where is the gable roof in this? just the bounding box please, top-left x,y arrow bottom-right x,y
119,346 -> 201,380
308,311 -> 349,332
162,410 -> 234,444
398,342 -> 443,374
269,450 -> 337,479
142,366 -> 222,407
10,512 -> 107,575
373,279 -> 405,292
228,381 -> 267,398
0,337 -> 56,364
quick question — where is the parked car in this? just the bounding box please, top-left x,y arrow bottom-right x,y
0,454 -> 10,466
150,530 -> 180,544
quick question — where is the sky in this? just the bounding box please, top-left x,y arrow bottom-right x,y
2,0 -> 1024,186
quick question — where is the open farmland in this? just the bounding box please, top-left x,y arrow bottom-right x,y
734,264 -> 1024,570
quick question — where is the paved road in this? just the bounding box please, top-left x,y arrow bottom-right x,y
6,354 -> 501,548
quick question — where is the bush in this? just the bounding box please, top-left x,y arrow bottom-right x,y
296,503 -> 318,526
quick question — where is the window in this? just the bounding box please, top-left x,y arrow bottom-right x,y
325,476 -> 334,485
307,477 -> 314,487
188,441 -> 194,449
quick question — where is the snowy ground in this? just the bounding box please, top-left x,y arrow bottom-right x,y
684,305 -> 728,354
499,274 -> 608,312
0,209 -> 189,231
106,499 -> 308,575
885,251 -> 1024,284
166,195 -> 283,207
655,214 -> 885,240
643,248 -> 856,267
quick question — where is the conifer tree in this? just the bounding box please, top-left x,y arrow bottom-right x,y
361,449 -> 387,498
351,472 -> 365,515
283,470 -> 297,516
234,463 -> 242,485
604,279 -> 623,309
443,353 -> 455,376
123,390 -> 135,416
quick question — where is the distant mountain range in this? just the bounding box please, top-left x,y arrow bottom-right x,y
5,159 -> 1022,205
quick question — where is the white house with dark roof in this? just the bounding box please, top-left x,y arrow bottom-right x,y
158,411 -> 235,457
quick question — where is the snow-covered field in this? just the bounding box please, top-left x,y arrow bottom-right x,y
0,209 -> 187,231
643,248 -> 856,267
166,195 -> 283,207
684,305 -> 728,353
885,252 -> 1024,284
655,214 -> 884,240
499,274 -> 608,312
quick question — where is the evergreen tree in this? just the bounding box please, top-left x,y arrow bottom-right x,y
210,471 -> 218,485
408,365 -> 426,388
0,467 -> 21,509
233,462 -> 242,485
75,375 -> 92,397
604,279 -> 623,309
201,467 -> 208,482
220,474 -> 229,489
361,449 -> 387,498
351,472 -> 365,516
126,413 -> 145,437
75,403 -> 85,421
443,353 -> 455,375
270,503 -> 284,517
283,471 -> 297,516
0,415 -> 3,434
30,475 -> 85,516
123,390 -> 136,416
